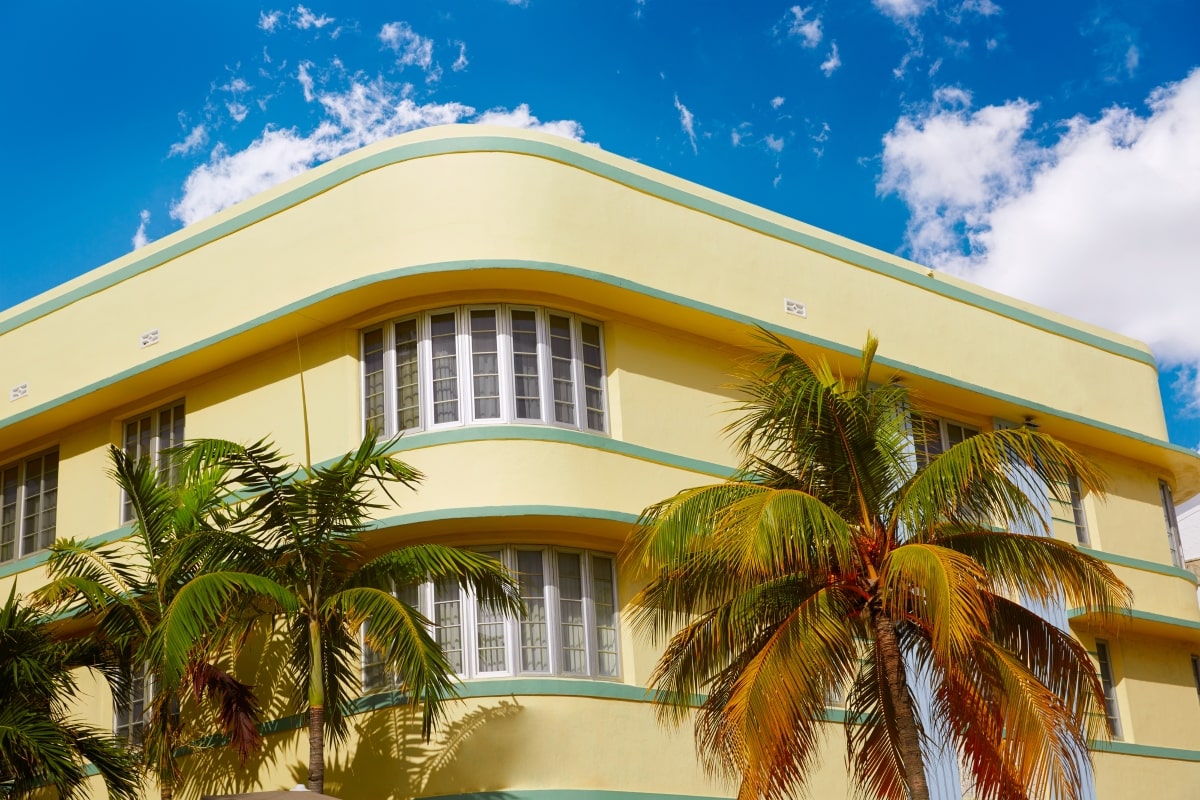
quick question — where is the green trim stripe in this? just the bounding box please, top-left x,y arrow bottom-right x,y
1090,740 -> 1200,762
1,258 -> 1193,465
0,134 -> 1152,367
366,506 -> 640,531
1067,606 -> 1200,632
383,424 -> 736,479
423,791 -> 733,800
1077,546 -> 1199,585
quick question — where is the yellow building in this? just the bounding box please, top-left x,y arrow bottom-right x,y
3,125 -> 1199,800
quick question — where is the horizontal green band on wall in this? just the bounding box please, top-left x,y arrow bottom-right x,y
422,791 -> 733,800
384,425 -> 737,480
366,505 -> 641,532
1,258 -> 1192,470
1078,546 -> 1199,585
1091,740 -> 1200,762
1067,606 -> 1200,632
0,133 -> 1152,369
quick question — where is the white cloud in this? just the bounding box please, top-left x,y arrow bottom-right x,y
771,96 -> 785,110
820,42 -> 841,76
878,69 -> 1200,410
960,0 -> 1001,15
379,21 -> 435,73
227,102 -> 250,123
292,4 -> 334,29
452,41 -> 469,72
168,124 -> 208,157
131,210 -> 151,250
674,94 -> 697,154
986,37 -> 999,50
476,104 -> 586,141
873,0 -> 935,25
731,122 -> 751,147
782,6 -> 823,48
765,134 -> 785,153
170,70 -> 584,227
258,10 -> 282,32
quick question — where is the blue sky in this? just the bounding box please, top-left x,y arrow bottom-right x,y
2,0 -> 1198,447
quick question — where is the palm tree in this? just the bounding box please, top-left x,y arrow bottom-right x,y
34,447 -> 280,800
173,433 -> 523,794
623,333 -> 1132,800
0,583 -> 140,800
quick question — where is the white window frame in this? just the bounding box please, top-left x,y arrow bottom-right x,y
359,545 -> 621,692
113,663 -> 154,747
1160,480 -> 1184,569
121,401 -> 185,523
1067,474 -> 1090,546
1094,639 -> 1123,739
361,306 -> 608,439
910,413 -> 980,468
0,449 -> 59,564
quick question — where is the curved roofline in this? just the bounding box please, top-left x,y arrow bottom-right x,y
0,125 -> 1156,367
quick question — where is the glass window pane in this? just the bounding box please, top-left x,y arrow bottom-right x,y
517,550 -> 549,672
591,555 -> 619,677
0,467 -> 17,563
430,313 -> 460,424
580,323 -> 605,431
557,552 -> 587,674
470,310 -> 501,420
511,310 -> 541,420
1096,640 -> 1122,738
1069,475 -> 1090,545
474,548 -> 507,671
549,314 -> 576,425
395,320 -> 421,431
434,579 -> 463,673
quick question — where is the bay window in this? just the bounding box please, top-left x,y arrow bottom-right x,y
362,306 -> 608,437
361,545 -> 620,692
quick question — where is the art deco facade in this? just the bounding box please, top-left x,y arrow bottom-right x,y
3,125 -> 1199,799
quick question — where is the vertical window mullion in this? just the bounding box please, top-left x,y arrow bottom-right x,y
536,309 -> 553,424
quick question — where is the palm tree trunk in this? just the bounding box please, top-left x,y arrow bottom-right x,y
871,611 -> 930,800
307,619 -> 326,794
307,705 -> 325,793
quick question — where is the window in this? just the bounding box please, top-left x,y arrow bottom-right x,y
0,450 -> 58,564
1160,480 -> 1184,569
1067,475 -> 1090,546
1095,639 -> 1122,739
911,413 -> 979,468
361,546 -> 620,692
362,306 -> 608,437
1191,655 -> 1200,704
122,402 -> 185,522
114,664 -> 154,747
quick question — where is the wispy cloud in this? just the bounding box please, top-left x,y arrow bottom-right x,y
1084,11 -> 1141,82
959,0 -> 1001,16
771,96 -> 786,110
674,94 -> 698,154
820,42 -> 841,76
379,22 -> 434,69
292,4 -> 334,30
873,0 -> 935,26
258,10 -> 282,32
168,124 -> 209,157
131,210 -> 151,250
452,41 -> 469,72
781,6 -> 823,48
731,121 -> 751,147
764,134 -> 785,153
879,70 -> 1200,413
